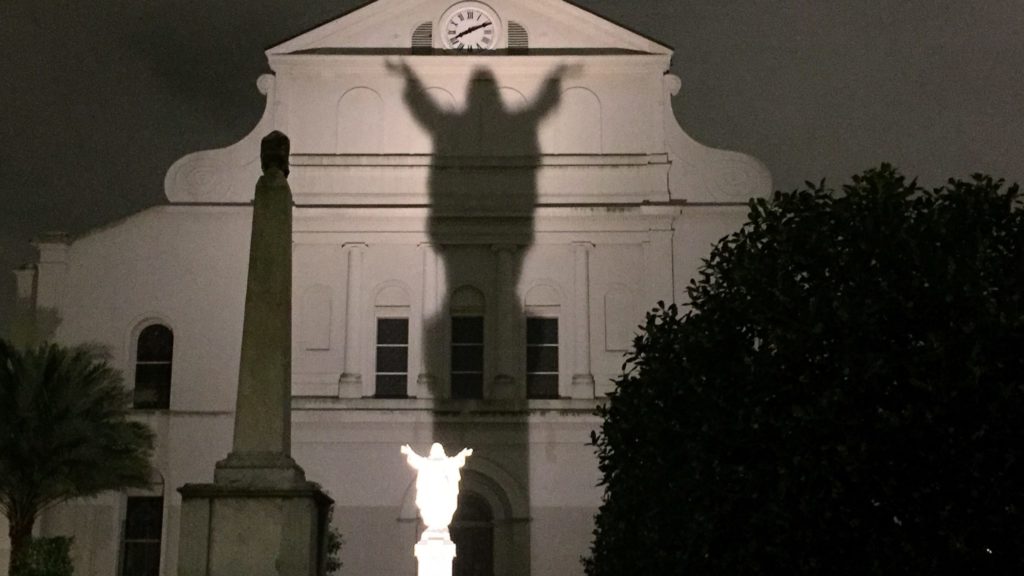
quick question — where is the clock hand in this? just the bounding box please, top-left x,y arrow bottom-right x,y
452,21 -> 492,41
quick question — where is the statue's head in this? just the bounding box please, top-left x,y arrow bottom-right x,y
466,69 -> 502,114
429,443 -> 446,459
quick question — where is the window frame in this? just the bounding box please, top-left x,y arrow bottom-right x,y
131,322 -> 174,410
525,315 -> 560,399
450,314 -> 485,400
373,314 -> 410,398
118,495 -> 164,576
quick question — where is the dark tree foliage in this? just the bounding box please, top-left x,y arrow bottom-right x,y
325,505 -> 344,575
18,537 -> 73,576
585,166 -> 1024,575
0,340 -> 154,576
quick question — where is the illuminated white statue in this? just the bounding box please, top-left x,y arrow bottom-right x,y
401,442 -> 473,540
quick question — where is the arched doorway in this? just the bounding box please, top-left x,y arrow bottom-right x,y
452,492 -> 494,576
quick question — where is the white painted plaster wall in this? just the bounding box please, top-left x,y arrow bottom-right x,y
23,2 -> 771,575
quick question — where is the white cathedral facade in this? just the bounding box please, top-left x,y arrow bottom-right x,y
4,1 -> 770,575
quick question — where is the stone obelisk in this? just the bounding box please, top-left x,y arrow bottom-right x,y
178,132 -> 331,576
215,130 -> 305,485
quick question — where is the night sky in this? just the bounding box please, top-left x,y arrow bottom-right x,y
2,0 -> 1022,333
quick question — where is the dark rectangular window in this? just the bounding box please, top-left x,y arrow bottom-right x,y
526,317 -> 559,398
451,316 -> 484,399
375,318 -> 409,398
121,496 -> 163,576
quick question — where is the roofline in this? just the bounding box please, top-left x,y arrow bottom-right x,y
561,0 -> 673,53
264,0 -> 377,54
266,0 -> 673,57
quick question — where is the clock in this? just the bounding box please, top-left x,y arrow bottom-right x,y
440,2 -> 501,51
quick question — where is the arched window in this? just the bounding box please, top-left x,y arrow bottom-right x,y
134,324 -> 173,409
452,492 -> 494,576
336,88 -> 384,153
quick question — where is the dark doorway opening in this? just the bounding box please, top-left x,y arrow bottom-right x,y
452,492 -> 494,576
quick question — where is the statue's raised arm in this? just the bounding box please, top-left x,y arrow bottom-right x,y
453,448 -> 473,468
386,59 -> 445,132
520,63 -> 580,124
401,444 -> 425,469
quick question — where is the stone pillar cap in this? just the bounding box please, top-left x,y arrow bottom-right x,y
260,131 -> 290,177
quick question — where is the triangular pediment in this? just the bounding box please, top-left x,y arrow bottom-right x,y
268,0 -> 671,55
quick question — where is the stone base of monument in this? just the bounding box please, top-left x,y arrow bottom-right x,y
179,455 -> 331,576
212,451 -> 310,488
414,536 -> 457,576
175,133 -> 333,576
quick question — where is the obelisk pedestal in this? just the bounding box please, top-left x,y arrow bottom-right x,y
178,132 -> 331,576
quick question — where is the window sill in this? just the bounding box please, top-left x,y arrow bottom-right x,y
293,396 -> 606,414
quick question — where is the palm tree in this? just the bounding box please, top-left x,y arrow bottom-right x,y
0,339 -> 154,575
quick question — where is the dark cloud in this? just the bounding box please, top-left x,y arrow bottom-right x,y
2,0 -> 1023,332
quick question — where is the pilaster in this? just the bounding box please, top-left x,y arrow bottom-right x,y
13,264 -> 37,304
339,242 -> 367,397
491,244 -> 519,399
416,242 -> 439,398
643,228 -> 674,306
571,241 -> 595,399
31,232 -> 69,310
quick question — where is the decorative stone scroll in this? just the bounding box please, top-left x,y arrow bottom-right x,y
163,74 -> 277,204
662,73 -> 773,202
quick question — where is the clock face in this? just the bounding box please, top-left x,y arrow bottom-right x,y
442,4 -> 499,51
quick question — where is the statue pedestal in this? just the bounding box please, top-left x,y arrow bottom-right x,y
178,481 -> 331,576
414,536 -> 457,576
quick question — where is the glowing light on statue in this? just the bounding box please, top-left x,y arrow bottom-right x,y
402,442 -> 473,576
